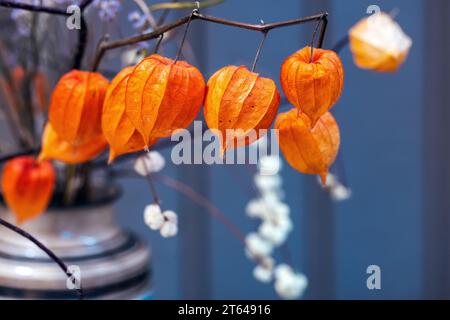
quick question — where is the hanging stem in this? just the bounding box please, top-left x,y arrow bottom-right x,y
309,19 -> 322,63
0,217 -> 83,299
251,31 -> 268,72
141,152 -> 162,205
174,9 -> 197,62
309,14 -> 328,62
317,15 -> 328,48
154,34 -> 164,54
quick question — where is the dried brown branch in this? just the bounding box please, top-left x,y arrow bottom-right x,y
92,11 -> 328,71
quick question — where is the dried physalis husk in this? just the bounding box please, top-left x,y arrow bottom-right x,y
49,70 -> 109,145
275,108 -> 340,184
102,67 -> 158,163
280,46 -> 344,126
1,156 -> 56,223
125,54 -> 205,146
204,65 -> 280,153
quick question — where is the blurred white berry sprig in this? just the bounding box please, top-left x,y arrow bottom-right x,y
245,139 -> 308,300
135,151 -> 178,238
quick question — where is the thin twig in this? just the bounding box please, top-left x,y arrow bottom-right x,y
309,14 -> 328,62
317,15 -> 328,48
195,11 -> 327,32
251,31 -> 268,72
174,9 -> 197,62
110,168 -> 245,241
142,152 -> 161,205
92,11 -> 328,71
310,19 -> 322,63
154,34 -> 164,54
0,217 -> 83,299
154,173 -> 246,242
332,35 -> 349,54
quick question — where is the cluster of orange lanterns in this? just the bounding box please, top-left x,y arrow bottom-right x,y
1,12 -> 412,223
2,46 -> 344,222
40,46 -> 343,173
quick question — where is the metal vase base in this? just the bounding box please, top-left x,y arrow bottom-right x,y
0,194 -> 151,300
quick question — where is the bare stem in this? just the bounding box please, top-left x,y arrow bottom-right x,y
92,11 -> 328,71
0,217 -> 83,299
154,34 -> 164,54
174,10 -> 196,62
332,35 -> 350,54
251,31 -> 268,72
142,152 -> 161,205
154,173 -> 246,242
317,15 -> 328,48
310,14 -> 328,62
310,19 -> 322,63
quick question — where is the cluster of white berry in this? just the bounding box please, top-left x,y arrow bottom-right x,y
144,204 -> 178,238
134,151 -> 178,238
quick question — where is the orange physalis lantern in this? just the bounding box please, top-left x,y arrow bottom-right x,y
275,109 -> 340,185
1,156 -> 56,223
38,122 -> 107,164
204,65 -> 280,152
103,67 -> 157,163
280,47 -> 344,126
49,70 -> 109,146
349,12 -> 412,72
125,54 -> 205,146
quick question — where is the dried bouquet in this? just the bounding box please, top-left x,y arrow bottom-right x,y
0,0 -> 411,299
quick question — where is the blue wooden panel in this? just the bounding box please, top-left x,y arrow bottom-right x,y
331,0 -> 423,299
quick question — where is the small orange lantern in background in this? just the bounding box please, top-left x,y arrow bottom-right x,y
280,46 -> 344,126
1,156 -> 56,223
125,54 -> 205,146
48,70 -> 109,146
275,108 -> 340,185
204,65 -> 280,152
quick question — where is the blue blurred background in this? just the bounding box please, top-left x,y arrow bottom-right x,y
111,0 -> 439,299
